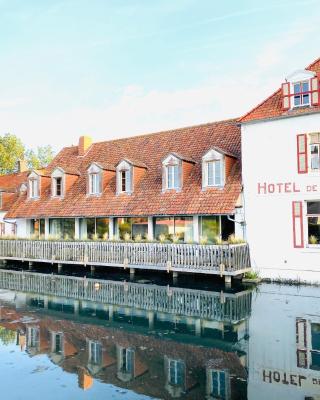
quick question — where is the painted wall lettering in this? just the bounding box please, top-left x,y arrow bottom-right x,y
257,182 -> 320,195
262,369 -> 320,388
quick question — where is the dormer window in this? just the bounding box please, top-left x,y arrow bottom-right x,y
28,172 -> 40,199
202,149 -> 225,189
87,163 -> 102,195
293,81 -> 310,107
282,70 -> 319,110
51,168 -> 65,198
167,164 -> 179,189
116,160 -> 132,194
162,154 -> 181,191
53,177 -> 62,197
30,179 -> 38,198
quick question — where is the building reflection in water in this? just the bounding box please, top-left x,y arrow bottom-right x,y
0,269 -> 251,399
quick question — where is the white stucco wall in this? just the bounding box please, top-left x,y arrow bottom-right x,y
242,112 -> 320,282
0,212 -> 17,236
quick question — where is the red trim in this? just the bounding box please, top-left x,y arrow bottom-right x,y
292,201 -> 304,248
311,76 -> 319,106
281,82 -> 290,110
297,134 -> 308,174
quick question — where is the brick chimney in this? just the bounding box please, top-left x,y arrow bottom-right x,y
17,159 -> 28,173
78,136 -> 92,156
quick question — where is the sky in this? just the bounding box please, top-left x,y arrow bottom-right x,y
0,0 -> 320,151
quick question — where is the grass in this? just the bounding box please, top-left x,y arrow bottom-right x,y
244,270 -> 260,279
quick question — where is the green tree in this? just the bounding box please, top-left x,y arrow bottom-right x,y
25,145 -> 55,170
0,133 -> 25,174
0,133 -> 55,174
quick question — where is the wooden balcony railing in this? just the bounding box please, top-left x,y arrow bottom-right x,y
0,239 -> 251,276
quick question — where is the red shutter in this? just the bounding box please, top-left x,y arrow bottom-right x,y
281,82 -> 290,110
292,201 -> 304,248
310,76 -> 319,106
297,134 -> 308,174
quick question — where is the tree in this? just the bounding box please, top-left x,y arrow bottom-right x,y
25,145 -> 55,170
0,133 -> 25,174
0,133 -> 55,174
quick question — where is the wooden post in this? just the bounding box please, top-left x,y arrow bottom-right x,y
148,311 -> 155,330
130,268 -> 135,280
225,275 -> 232,287
58,263 -> 63,273
28,261 -> 33,270
172,271 -> 178,284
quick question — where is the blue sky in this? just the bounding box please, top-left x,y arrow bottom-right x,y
0,0 -> 320,150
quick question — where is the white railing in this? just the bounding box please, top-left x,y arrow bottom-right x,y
0,240 -> 251,274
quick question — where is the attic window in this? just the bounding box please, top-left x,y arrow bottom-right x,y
202,149 -> 225,189
162,155 -> 181,191
29,178 -> 39,199
293,81 -> 310,107
89,173 -> 100,194
54,177 -> 62,197
116,160 -> 132,194
167,165 -> 179,189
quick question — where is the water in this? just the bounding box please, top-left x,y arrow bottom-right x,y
0,265 -> 319,400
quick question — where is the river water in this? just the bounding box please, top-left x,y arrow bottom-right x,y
0,264 -> 319,400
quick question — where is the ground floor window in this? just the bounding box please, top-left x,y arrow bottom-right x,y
307,201 -> 320,245
154,216 -> 193,242
30,219 -> 45,238
86,217 -> 109,239
0,223 -> 5,236
200,215 -> 235,243
311,323 -> 320,370
49,218 -> 75,239
117,217 -> 148,240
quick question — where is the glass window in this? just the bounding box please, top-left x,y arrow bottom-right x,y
200,216 -> 220,243
89,341 -> 102,365
119,169 -> 131,193
30,219 -> 45,238
211,370 -> 227,399
293,81 -> 310,107
49,219 -> 75,239
207,160 -> 222,186
132,217 -> 148,239
53,333 -> 63,354
310,144 -> 320,170
54,177 -> 62,196
29,179 -> 39,198
169,359 -> 185,386
311,323 -> 320,370
117,217 -> 148,240
154,216 -> 193,242
121,348 -> 134,373
85,218 -> 109,239
167,165 -> 179,189
307,201 -> 320,245
89,173 -> 100,194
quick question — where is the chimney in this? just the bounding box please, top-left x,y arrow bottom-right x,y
17,159 -> 28,173
78,136 -> 92,156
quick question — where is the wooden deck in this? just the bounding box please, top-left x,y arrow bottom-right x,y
0,239 -> 251,276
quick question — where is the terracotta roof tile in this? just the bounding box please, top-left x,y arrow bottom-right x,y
6,119 -> 242,218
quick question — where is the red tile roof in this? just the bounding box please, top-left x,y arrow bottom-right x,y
0,171 -> 29,212
240,57 -> 320,123
6,119 -> 242,218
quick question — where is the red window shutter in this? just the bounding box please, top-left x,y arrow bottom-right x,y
310,76 -> 319,106
281,82 -> 290,110
292,201 -> 304,248
296,134 -> 308,174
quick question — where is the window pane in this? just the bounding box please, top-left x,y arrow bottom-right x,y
155,217 -> 174,240
49,219 -> 75,239
96,218 -> 109,239
307,201 -> 320,215
201,216 -> 220,243
311,323 -> 320,351
308,217 -> 320,244
132,217 -> 148,239
302,81 -> 309,92
294,95 -> 301,106
173,165 -> 179,188
303,94 -> 310,105
311,145 -> 320,170
215,161 -> 222,185
294,83 -> 301,94
117,218 -> 132,239
86,218 -> 95,239
167,166 -> 174,189
174,217 -> 193,242
207,162 -> 214,186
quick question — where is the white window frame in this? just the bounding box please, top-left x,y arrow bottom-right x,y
202,149 -> 225,189
209,369 -> 229,399
29,173 -> 40,199
116,160 -> 133,194
162,155 -> 181,191
51,168 -> 65,198
310,143 -> 320,171
87,163 -> 102,195
88,340 -> 102,365
293,80 -> 310,108
168,359 -> 185,386
306,200 -> 320,248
